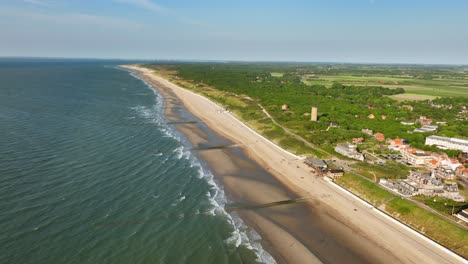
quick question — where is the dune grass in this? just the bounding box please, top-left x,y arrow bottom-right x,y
336,172 -> 395,205
386,197 -> 468,257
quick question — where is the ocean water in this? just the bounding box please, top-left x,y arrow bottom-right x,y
0,60 -> 267,263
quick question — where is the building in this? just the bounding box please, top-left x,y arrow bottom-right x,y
362,128 -> 373,136
381,170 -> 465,201
402,148 -> 432,165
304,158 -> 327,171
352,137 -> 364,144
462,169 -> 468,179
408,170 -> 444,196
388,138 -> 404,151
426,159 -> 439,170
327,169 -> 344,179
416,116 -> 432,126
398,179 -> 420,195
401,121 -> 415,126
311,106 -> 318,122
455,209 -> 468,224
413,125 -> 438,133
425,135 -> 468,152
281,104 -> 289,110
442,183 -> 464,201
433,167 -> 456,180
335,143 -> 365,161
374,133 -> 385,142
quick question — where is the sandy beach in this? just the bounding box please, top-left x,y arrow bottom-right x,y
123,65 -> 465,264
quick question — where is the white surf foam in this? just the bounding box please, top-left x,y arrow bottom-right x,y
126,68 -> 276,264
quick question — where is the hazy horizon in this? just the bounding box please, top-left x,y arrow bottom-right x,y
2,56 -> 468,67
1,0 -> 468,64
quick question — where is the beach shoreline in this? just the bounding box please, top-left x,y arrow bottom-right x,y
122,64 -> 465,264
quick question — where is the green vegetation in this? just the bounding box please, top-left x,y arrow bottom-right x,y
270,72 -> 284,77
350,161 -> 410,180
335,172 -> 395,205
386,197 -> 468,257
147,63 -> 468,153
145,65 -> 322,157
300,65 -> 468,98
413,195 -> 468,217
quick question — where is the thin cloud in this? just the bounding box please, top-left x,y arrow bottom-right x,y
23,0 -> 56,7
0,8 -> 145,30
114,0 -> 166,12
114,0 -> 207,27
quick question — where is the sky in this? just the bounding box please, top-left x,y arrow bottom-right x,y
1,0 -> 467,64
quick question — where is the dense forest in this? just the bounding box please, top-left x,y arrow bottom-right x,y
149,63 -> 468,155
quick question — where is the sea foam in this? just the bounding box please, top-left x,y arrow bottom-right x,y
127,68 -> 276,264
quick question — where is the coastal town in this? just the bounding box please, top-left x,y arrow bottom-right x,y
304,108 -> 468,222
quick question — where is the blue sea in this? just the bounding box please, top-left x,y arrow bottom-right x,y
0,59 -> 270,263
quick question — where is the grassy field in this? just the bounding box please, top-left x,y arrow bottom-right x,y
270,72 -> 284,77
386,197 -> 468,257
413,195 -> 468,218
302,74 -> 468,98
350,161 -> 409,180
336,172 -> 395,205
389,93 -> 438,101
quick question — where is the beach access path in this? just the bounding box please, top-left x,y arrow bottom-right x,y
123,65 -> 465,264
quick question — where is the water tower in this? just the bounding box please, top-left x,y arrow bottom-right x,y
311,106 -> 318,121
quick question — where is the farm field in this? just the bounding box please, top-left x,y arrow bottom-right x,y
302,74 -> 468,98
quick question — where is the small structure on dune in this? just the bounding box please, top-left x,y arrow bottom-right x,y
327,169 -> 344,179
281,104 -> 289,110
305,158 -> 327,171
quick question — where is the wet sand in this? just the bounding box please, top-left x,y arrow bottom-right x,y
122,65 -> 464,264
